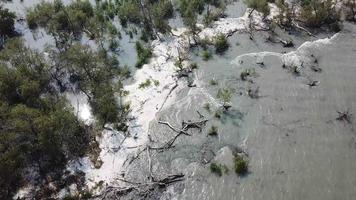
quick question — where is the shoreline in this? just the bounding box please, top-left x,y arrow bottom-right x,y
66,7 -> 272,193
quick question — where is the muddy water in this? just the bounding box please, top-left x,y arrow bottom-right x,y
125,23 -> 356,200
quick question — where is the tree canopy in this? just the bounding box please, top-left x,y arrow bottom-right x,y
0,39 -> 90,199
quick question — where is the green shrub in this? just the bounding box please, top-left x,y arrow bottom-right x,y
300,0 -> 339,29
153,79 -> 160,86
214,109 -> 222,118
210,162 -> 223,176
209,79 -> 218,86
214,34 -> 229,53
26,0 -> 100,37
208,125 -> 218,136
190,63 -> 198,69
0,7 -> 16,37
217,87 -> 232,108
0,39 -> 92,199
26,1 -> 56,29
245,0 -> 270,16
203,8 -> 224,27
202,50 -> 212,61
210,162 -> 229,176
138,79 -> 152,89
118,0 -> 142,25
135,41 -> 152,68
199,37 -> 211,49
234,154 -> 248,175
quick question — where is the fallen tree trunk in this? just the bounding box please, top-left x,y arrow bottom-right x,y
292,20 -> 316,37
97,174 -> 185,199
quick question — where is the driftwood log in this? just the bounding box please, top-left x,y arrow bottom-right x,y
97,174 -> 185,200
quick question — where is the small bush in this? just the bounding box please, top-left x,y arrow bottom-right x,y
214,110 -> 222,118
138,79 -> 152,89
118,0 -> 142,25
234,154 -> 248,175
203,8 -> 224,27
135,41 -> 152,68
189,63 -> 198,69
245,0 -> 270,17
210,163 -> 223,176
109,39 -> 119,51
199,37 -> 211,49
202,50 -> 212,61
153,79 -> 160,86
0,7 -> 16,37
217,87 -> 232,108
209,79 -> 218,86
214,34 -> 229,53
210,162 -> 229,176
208,125 -> 218,136
299,0 -> 340,29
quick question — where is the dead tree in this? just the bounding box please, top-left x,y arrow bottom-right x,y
98,174 -> 185,199
336,110 -> 353,124
157,119 -> 208,149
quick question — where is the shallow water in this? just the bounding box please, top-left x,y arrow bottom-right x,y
123,22 -> 356,200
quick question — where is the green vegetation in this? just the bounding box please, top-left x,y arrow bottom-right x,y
203,8 -> 225,27
59,43 -> 126,126
210,162 -> 228,176
27,0 -> 96,36
189,63 -> 199,70
202,50 -> 212,61
118,0 -> 173,35
24,0 -> 170,48
214,109 -> 223,118
153,79 -> 160,86
138,79 -> 152,89
151,0 -> 174,34
138,79 -> 159,88
179,0 -> 203,32
199,38 -> 211,50
209,79 -> 218,86
214,34 -> 229,53
179,0 -> 227,32
217,87 -> 232,109
0,6 -> 16,39
343,0 -> 356,22
117,0 -> 142,25
245,0 -> 270,17
299,0 -> 340,30
135,41 -> 153,68
208,125 -> 218,136
0,39 -> 90,199
234,154 -> 249,175
275,0 -> 293,28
